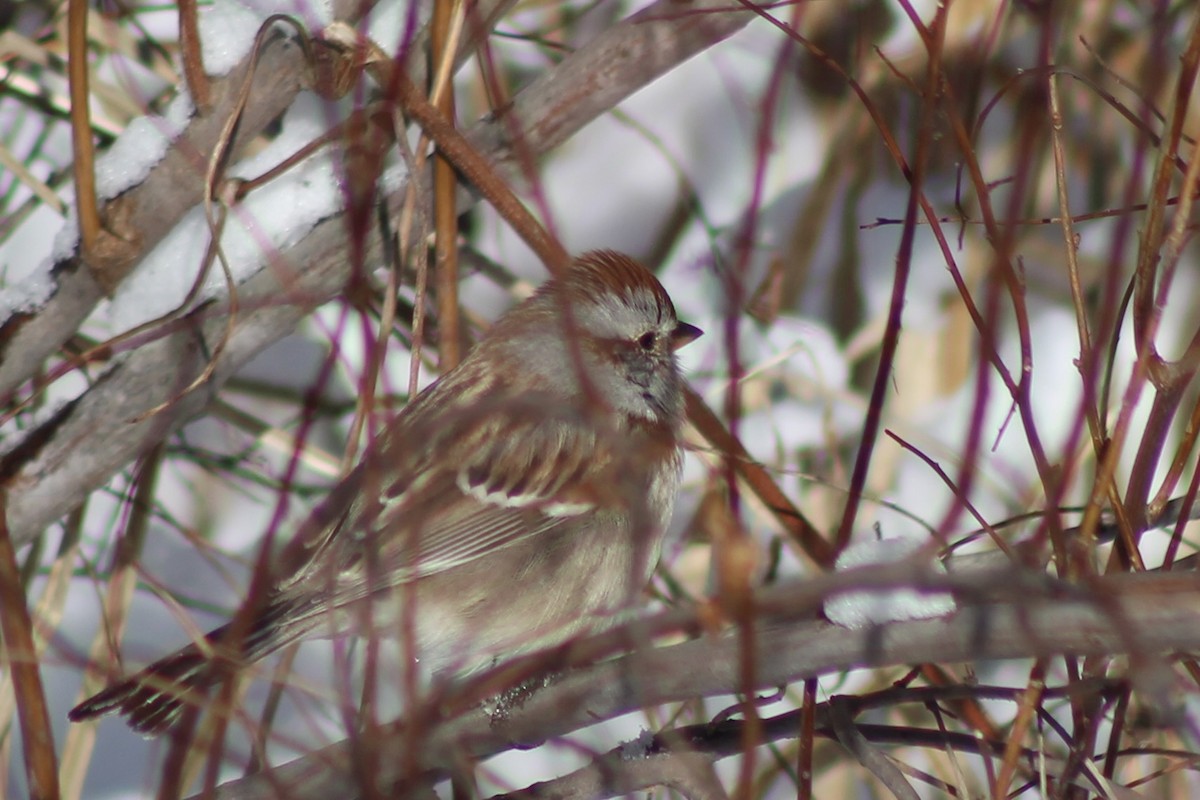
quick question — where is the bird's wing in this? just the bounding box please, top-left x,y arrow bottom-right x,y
289,398 -> 646,602
372,407 -> 618,580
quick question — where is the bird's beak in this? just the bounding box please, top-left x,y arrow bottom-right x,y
671,322 -> 703,351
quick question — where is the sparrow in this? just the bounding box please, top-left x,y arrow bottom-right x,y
70,250 -> 700,735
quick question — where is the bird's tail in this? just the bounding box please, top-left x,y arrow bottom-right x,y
69,597 -> 306,736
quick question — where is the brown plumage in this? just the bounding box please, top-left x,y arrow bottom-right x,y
70,251 -> 700,736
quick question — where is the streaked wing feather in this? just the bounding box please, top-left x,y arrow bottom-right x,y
365,411 -> 612,585
378,490 -> 576,580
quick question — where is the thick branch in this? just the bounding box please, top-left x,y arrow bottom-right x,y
204,566 -> 1200,799
0,20 -> 312,398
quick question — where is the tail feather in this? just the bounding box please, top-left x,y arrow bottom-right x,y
70,597 -> 308,736
69,645 -> 213,736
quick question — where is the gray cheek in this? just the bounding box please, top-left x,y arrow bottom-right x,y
638,368 -> 685,423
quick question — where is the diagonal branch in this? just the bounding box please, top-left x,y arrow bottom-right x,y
1,0 -> 757,548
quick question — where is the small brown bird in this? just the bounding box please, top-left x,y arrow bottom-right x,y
70,250 -> 700,735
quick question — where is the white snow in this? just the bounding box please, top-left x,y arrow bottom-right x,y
95,112 -> 186,200
197,0 -> 339,77
824,536 -> 957,629
198,0 -> 281,77
43,88 -> 195,264
0,202 -> 66,313
107,92 -> 344,329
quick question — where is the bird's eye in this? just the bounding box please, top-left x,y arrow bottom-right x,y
638,332 -> 657,351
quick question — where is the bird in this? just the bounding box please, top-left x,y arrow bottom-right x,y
69,250 -> 701,735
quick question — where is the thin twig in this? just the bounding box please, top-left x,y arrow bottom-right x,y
178,0 -> 211,111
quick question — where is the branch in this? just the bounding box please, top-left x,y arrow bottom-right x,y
0,18 -> 312,397
1,0 -> 756,547
203,565 -> 1200,798
0,0 -> 525,399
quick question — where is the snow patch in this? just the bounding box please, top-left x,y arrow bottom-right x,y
824,536 -> 957,629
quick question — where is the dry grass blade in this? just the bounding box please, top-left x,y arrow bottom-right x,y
177,0 -> 211,111
66,0 -> 99,266
432,0 -> 465,369
0,493 -> 59,799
